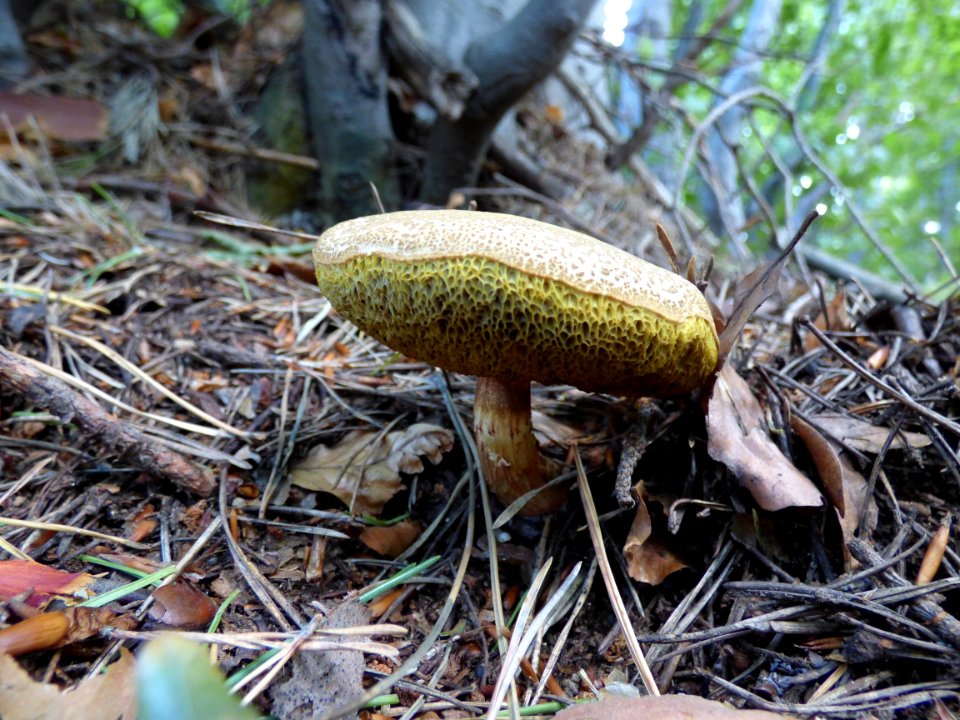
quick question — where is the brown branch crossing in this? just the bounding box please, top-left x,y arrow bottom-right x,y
0,346 -> 215,496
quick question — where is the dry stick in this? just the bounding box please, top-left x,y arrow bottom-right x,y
847,538 -> 960,651
51,325 -> 249,439
0,345 -> 215,496
0,516 -> 149,550
801,320 -> 960,439
574,447 -> 659,696
218,471 -> 302,631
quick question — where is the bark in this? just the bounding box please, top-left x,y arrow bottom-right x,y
0,0 -> 30,89
301,0 -> 398,222
701,0 -> 782,236
383,0 -> 478,120
419,0 -> 600,205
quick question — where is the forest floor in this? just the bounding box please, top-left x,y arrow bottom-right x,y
1,5 -> 959,720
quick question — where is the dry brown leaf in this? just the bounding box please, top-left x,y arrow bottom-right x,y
791,415 -> 845,516
622,491 -> 688,585
290,423 -> 454,514
0,559 -> 95,608
555,694 -> 784,719
0,92 -> 109,142
792,417 -> 877,563
803,289 -> 850,352
0,649 -> 136,720
707,365 -> 823,511
834,457 -> 878,565
808,412 -> 932,453
147,581 -> 218,628
360,519 -> 424,558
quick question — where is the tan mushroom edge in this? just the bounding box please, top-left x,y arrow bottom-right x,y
313,210 -> 720,514
314,210 -> 719,395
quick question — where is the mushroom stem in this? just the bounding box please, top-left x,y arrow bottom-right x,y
473,377 -> 568,515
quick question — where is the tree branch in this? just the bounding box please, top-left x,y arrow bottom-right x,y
419,0 -> 599,204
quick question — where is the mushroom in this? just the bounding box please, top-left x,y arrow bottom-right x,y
314,210 -> 719,515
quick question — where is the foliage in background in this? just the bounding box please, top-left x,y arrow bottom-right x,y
634,0 -> 958,289
120,0 -> 263,37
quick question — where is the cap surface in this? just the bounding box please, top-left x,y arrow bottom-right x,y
314,210 -> 719,396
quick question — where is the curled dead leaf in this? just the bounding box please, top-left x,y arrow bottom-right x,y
792,416 -> 878,562
290,423 -> 454,514
808,412 -> 931,453
791,415 -> 845,516
707,365 -> 823,512
360,519 -> 424,558
622,488 -> 688,585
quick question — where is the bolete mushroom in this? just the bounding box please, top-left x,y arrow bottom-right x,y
313,210 -> 719,515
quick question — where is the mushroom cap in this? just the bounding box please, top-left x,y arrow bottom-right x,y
314,210 -> 719,397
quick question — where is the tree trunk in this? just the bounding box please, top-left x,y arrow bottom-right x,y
701,0 -> 781,237
418,0 -> 600,205
0,0 -> 30,89
301,0 -> 398,222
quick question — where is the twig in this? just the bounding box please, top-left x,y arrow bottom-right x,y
800,320 -> 960,438
574,446 -> 659,695
0,345 -> 215,495
847,537 -> 960,650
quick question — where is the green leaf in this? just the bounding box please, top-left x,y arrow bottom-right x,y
137,636 -> 264,720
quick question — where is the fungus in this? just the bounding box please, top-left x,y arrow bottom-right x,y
314,210 -> 719,515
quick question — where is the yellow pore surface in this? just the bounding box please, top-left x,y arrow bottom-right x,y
314,211 -> 719,396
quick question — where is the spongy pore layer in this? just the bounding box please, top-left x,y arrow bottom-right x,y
314,210 -> 719,397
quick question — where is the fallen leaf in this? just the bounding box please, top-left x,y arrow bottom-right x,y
808,412 -> 932,453
622,489 -> 688,585
803,289 -> 850,352
360,519 -> 424,558
290,423 -> 454,514
0,559 -> 95,607
0,92 -> 109,142
0,649 -> 136,720
793,417 -> 878,558
718,211 -> 817,363
791,415 -> 845,516
707,365 -> 823,511
555,694 -> 784,719
148,581 -> 218,628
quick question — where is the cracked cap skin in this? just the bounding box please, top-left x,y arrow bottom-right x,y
314,210 -> 719,397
